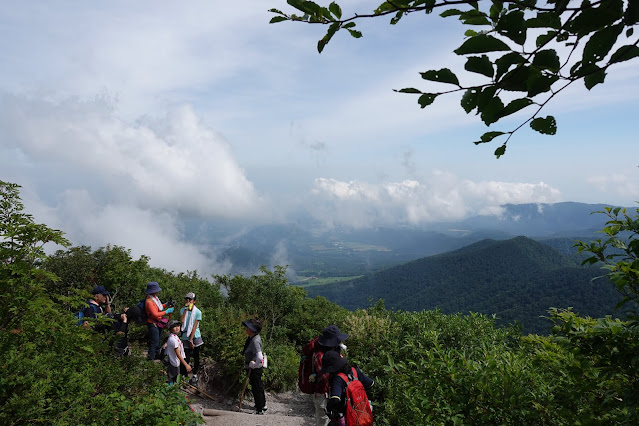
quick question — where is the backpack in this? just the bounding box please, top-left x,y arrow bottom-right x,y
136,299 -> 148,324
337,368 -> 373,426
75,304 -> 99,326
298,337 -> 319,394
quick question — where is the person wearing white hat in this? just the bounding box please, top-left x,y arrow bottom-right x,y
180,292 -> 203,385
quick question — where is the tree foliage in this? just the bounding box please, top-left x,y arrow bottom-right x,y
0,181 -> 201,425
270,0 -> 639,156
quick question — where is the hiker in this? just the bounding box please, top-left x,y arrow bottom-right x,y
180,292 -> 203,385
80,285 -> 113,329
144,281 -> 174,361
110,306 -> 141,357
165,319 -> 191,384
310,325 -> 350,426
321,351 -> 374,426
243,319 -> 266,415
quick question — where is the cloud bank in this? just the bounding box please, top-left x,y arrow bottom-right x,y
309,173 -> 562,228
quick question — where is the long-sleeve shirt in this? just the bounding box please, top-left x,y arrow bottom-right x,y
145,297 -> 168,324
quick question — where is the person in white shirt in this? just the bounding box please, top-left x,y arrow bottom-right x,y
166,319 -> 191,385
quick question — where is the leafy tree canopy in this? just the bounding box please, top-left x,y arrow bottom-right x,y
270,0 -> 639,157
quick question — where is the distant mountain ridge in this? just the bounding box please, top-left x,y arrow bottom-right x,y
306,236 -> 622,334
199,202 -> 624,276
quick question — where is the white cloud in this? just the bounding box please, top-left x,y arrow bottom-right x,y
0,94 -> 261,218
24,187 -> 231,276
587,173 -> 639,203
309,173 -> 562,227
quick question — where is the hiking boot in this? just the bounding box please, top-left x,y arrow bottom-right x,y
189,374 -> 198,386
262,405 -> 268,412
255,410 -> 264,415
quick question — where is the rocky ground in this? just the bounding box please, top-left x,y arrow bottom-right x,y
183,362 -> 315,426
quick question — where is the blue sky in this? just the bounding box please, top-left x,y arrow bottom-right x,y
1,1 -> 638,274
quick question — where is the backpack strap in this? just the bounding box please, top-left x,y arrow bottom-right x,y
337,367 -> 358,384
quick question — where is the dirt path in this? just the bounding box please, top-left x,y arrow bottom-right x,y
182,364 -> 315,426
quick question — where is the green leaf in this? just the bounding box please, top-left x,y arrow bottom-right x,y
489,1 -> 503,22
328,1 -> 342,19
584,67 -> 606,90
609,44 -> 639,63
626,0 -> 639,25
479,96 -> 504,125
536,30 -> 557,48
317,22 -> 340,53
288,0 -> 321,16
454,35 -> 511,55
526,12 -> 561,29
501,98 -> 532,118
494,144 -> 507,158
418,93 -> 438,108
465,55 -> 493,78
396,88 -> 422,94
461,88 -> 480,113
348,29 -> 363,38
499,66 -> 530,92
495,10 -> 526,45
420,68 -> 460,86
532,49 -> 560,72
530,116 -> 557,135
568,0 -> 624,37
391,11 -> 404,25
495,52 -> 526,80
269,16 -> 288,24
460,9 -> 491,26
474,131 -> 505,145
440,9 -> 463,18
582,24 -> 624,64
527,72 -> 559,97
476,86 -> 498,111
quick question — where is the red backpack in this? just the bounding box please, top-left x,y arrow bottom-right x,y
337,368 -> 373,426
298,337 -> 319,394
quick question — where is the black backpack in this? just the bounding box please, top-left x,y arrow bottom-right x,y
136,299 -> 148,324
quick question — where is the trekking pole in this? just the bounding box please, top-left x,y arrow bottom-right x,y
237,371 -> 250,411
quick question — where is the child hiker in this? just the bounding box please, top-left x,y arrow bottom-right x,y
166,319 -> 191,385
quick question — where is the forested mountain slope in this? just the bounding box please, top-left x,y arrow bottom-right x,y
306,236 -> 622,334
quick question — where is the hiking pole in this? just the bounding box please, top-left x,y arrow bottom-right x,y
237,371 -> 250,411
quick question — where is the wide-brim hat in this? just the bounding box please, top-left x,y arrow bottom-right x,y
320,350 -> 348,374
145,281 -> 162,294
242,320 -> 259,333
91,285 -> 110,295
318,325 -> 349,347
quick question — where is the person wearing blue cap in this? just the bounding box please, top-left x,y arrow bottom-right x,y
144,281 -> 174,361
80,285 -> 112,329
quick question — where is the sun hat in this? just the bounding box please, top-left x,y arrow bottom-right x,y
242,319 -> 262,333
185,292 -> 196,299
145,281 -> 162,294
91,285 -> 110,295
318,325 -> 349,347
320,350 -> 348,374
168,319 -> 181,329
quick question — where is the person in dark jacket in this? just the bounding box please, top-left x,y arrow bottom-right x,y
313,325 -> 349,426
243,319 -> 266,415
109,306 -> 141,356
321,351 -> 374,423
